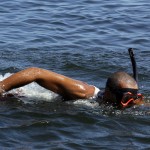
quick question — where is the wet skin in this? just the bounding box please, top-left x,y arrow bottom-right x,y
0,67 -> 95,100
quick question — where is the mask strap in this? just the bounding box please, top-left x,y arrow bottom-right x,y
128,48 -> 138,83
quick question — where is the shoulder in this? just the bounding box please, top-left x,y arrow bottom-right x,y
87,86 -> 100,99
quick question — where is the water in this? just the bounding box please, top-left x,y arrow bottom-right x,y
0,0 -> 150,149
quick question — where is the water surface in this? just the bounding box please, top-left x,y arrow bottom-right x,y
0,0 -> 149,149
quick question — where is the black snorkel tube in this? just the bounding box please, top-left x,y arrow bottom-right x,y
128,48 -> 138,84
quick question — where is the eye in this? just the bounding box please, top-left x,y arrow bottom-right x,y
122,97 -> 131,103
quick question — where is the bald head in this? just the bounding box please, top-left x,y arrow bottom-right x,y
106,72 -> 138,90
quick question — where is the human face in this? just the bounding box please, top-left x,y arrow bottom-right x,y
120,91 -> 143,108
108,88 -> 144,108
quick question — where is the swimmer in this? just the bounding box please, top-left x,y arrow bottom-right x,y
0,49 -> 144,109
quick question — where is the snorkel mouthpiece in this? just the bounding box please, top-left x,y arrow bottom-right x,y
128,48 -> 138,83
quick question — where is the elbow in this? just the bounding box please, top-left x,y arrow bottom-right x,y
25,67 -> 42,80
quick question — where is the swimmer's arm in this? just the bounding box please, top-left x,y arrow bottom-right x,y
0,67 -> 95,99
0,67 -> 39,94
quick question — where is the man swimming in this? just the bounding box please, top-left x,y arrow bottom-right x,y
0,49 -> 144,109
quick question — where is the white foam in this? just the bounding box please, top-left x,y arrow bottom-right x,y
0,73 -> 59,103
0,73 -> 99,107
71,99 -> 99,108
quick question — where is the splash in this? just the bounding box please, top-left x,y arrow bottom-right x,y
0,73 -> 59,103
0,73 -> 149,117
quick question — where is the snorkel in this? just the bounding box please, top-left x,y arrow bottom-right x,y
120,48 -> 144,108
100,48 -> 143,108
128,48 -> 138,83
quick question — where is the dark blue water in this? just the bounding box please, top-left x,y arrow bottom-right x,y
0,0 -> 150,149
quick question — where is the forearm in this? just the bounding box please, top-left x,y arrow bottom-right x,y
0,67 -> 40,94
